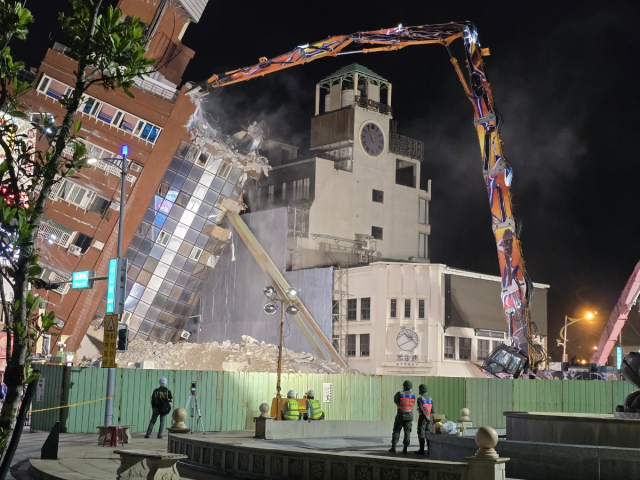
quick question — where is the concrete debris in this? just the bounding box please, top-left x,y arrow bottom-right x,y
185,94 -> 271,178
84,339 -> 359,375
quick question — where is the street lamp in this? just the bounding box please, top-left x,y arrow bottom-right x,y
263,284 -> 299,418
559,312 -> 596,363
89,145 -> 129,427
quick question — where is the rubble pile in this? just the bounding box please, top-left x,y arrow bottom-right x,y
85,335 -> 358,374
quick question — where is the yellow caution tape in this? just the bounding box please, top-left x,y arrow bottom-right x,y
28,396 -> 113,414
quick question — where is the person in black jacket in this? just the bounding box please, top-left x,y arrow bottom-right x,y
145,377 -> 173,439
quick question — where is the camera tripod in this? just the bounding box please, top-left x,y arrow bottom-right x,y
185,392 -> 205,434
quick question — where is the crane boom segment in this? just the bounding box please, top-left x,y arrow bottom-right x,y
591,262 -> 640,365
193,22 -> 543,368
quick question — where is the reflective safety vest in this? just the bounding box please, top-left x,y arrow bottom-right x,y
284,398 -> 299,420
308,399 -> 323,420
397,392 -> 416,412
418,396 -> 433,417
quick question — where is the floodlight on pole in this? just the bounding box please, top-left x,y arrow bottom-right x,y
285,287 -> 299,301
285,305 -> 299,316
263,286 -> 276,298
263,303 -> 277,314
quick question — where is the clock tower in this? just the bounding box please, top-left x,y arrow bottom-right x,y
306,63 -> 429,264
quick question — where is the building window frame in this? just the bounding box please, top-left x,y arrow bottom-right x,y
404,299 -> 411,319
477,339 -> 491,361
419,198 -> 428,224
459,337 -> 472,361
418,232 -> 427,259
360,297 -> 371,320
347,298 -> 357,321
371,226 -> 383,240
444,336 -> 455,359
347,334 -> 356,357
372,189 -> 384,203
360,334 -> 370,357
418,299 -> 425,319
390,299 -> 397,318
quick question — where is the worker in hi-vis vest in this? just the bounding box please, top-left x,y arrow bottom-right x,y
389,380 -> 415,453
305,390 -> 325,421
283,390 -> 300,420
414,384 -> 433,455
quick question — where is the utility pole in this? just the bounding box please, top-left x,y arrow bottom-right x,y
104,145 -> 128,427
562,315 -> 568,363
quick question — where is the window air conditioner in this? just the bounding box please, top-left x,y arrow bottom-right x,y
67,245 -> 83,256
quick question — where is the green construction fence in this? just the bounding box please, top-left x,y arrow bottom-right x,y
29,365 -> 636,434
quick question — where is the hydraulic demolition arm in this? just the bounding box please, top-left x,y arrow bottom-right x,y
189,22 -> 543,369
591,261 -> 640,365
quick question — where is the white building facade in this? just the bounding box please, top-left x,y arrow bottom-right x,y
338,262 -> 549,377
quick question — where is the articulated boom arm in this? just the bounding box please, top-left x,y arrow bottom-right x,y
193,22 -> 541,367
591,261 -> 640,365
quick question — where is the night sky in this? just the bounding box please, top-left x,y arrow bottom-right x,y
15,1 -> 640,362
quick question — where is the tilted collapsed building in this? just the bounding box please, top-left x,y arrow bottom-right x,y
17,0 -> 278,351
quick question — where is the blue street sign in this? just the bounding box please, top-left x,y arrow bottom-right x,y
106,258 -> 118,313
616,346 -> 622,370
71,270 -> 93,289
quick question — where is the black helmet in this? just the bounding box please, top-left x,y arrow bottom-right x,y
402,380 -> 412,390
419,384 -> 427,394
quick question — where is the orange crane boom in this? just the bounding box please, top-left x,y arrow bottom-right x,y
189,22 -> 544,369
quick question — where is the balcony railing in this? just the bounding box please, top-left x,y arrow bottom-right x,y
355,95 -> 392,116
52,42 -> 178,104
132,76 -> 178,103
389,132 -> 424,161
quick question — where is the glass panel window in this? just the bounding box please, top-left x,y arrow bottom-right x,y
372,189 -> 384,203
390,299 -> 397,318
404,299 -> 411,318
347,334 -> 356,357
418,299 -> 425,319
478,339 -> 491,361
419,233 -> 427,259
445,336 -> 455,359
419,198 -> 428,224
371,226 -> 383,240
361,298 -> 370,320
459,337 -> 472,361
360,334 -> 370,357
492,340 -> 504,351
347,299 -> 357,321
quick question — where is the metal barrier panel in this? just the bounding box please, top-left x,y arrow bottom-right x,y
28,366 -> 639,433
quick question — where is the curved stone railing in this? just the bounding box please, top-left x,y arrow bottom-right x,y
169,425 -> 508,480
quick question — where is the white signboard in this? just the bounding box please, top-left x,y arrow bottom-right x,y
322,383 -> 333,403
36,378 -> 45,402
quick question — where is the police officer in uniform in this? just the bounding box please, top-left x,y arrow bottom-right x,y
414,384 -> 433,455
283,390 -> 300,420
145,377 -> 173,439
305,390 -> 324,421
389,380 -> 415,453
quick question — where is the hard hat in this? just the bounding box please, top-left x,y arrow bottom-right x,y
403,380 -> 412,390
419,384 -> 428,394
287,390 -> 295,398
159,377 -> 168,386
306,390 -> 315,397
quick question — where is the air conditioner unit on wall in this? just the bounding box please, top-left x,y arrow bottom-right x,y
67,245 -> 83,256
180,330 -> 191,340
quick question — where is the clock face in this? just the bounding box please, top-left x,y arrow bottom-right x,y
396,328 -> 419,351
360,122 -> 385,157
